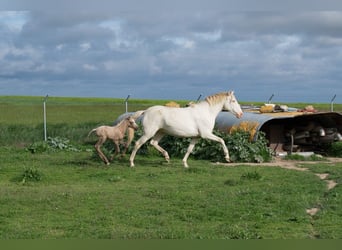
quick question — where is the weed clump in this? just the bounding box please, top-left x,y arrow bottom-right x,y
26,136 -> 79,153
20,167 -> 42,184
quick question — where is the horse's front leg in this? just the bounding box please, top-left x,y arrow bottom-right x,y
130,135 -> 151,167
182,138 -> 199,168
202,133 -> 230,162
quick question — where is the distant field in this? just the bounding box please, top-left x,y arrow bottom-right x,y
0,95 -> 341,146
1,95 -> 341,125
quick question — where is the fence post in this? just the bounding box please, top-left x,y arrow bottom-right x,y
196,94 -> 202,102
43,95 -> 49,141
330,94 -> 336,112
125,94 -> 130,113
268,94 -> 274,104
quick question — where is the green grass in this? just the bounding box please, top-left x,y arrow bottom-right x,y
2,147 -> 341,239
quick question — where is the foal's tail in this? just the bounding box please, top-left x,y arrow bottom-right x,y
87,128 -> 97,137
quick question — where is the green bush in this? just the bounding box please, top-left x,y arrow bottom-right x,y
148,130 -> 272,163
20,167 -> 42,184
26,136 -> 79,153
328,141 -> 342,157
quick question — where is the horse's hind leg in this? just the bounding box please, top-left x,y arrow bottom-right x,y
123,127 -> 135,155
95,137 -> 110,165
150,132 -> 170,163
182,138 -> 199,168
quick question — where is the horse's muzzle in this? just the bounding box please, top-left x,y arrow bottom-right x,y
236,112 -> 243,119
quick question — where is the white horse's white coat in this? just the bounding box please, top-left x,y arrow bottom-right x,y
130,91 -> 243,168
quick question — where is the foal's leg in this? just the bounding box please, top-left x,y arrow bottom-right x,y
110,140 -> 120,161
182,138 -> 199,168
150,131 -> 170,163
95,137 -> 110,165
202,133 -> 230,162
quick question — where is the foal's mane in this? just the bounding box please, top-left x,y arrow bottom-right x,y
205,91 -> 232,106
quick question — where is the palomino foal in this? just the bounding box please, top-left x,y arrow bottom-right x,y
88,116 -> 139,165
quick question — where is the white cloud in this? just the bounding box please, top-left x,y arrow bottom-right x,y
80,42 -> 91,52
194,30 -> 222,41
56,44 -> 65,50
275,35 -> 302,51
0,11 -> 28,32
162,36 -> 195,49
83,63 -> 97,71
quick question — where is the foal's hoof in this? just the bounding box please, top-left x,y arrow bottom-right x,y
225,157 -> 231,163
106,162 -> 110,166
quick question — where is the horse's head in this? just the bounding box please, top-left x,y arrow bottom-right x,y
126,116 -> 139,130
224,91 -> 243,118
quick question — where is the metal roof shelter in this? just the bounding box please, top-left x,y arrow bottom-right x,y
216,110 -> 342,154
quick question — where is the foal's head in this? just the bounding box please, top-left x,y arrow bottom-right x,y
126,116 -> 139,130
223,91 -> 243,118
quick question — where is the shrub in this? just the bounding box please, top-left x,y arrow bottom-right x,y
26,136 -> 79,153
26,141 -> 50,153
46,136 -> 79,151
328,141 -> 342,157
20,167 -> 42,184
146,130 -> 272,163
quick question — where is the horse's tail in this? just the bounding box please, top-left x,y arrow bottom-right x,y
126,127 -> 135,146
87,128 -> 97,137
131,110 -> 145,120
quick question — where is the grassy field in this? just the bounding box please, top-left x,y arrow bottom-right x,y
0,95 -> 342,239
1,147 -> 342,239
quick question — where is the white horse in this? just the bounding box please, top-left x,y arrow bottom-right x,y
130,91 -> 243,168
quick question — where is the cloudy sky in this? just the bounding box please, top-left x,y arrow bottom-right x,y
0,1 -> 342,103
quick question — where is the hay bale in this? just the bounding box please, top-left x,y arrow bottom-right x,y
165,101 -> 180,108
260,105 -> 274,113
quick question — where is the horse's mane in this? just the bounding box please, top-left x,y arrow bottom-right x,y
205,91 -> 231,106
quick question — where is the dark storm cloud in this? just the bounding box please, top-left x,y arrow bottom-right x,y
0,3 -> 342,102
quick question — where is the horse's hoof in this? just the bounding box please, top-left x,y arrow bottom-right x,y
106,162 -> 110,166
182,161 -> 189,168
225,158 -> 231,163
